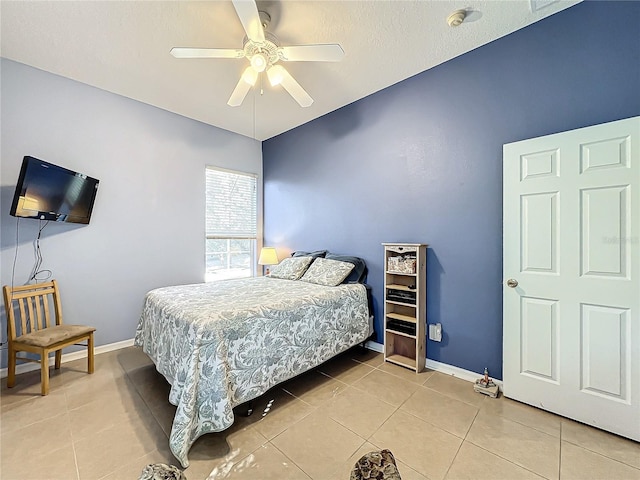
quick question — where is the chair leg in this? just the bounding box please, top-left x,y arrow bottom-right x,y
54,350 -> 62,370
41,350 -> 50,396
87,333 -> 95,374
7,344 -> 16,388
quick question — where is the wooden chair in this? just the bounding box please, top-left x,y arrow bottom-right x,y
2,280 -> 95,395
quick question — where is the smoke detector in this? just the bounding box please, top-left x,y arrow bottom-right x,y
447,9 -> 467,27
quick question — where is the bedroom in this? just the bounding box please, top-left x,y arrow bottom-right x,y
1,1 -> 639,479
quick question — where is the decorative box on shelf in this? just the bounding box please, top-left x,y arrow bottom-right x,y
387,255 -> 417,274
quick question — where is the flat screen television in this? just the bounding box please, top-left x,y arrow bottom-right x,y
10,156 -> 100,224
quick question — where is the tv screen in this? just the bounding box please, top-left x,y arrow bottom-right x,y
10,156 -> 99,224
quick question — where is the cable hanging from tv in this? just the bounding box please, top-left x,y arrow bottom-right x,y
28,219 -> 52,283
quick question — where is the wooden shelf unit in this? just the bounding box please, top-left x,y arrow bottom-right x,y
382,243 -> 427,373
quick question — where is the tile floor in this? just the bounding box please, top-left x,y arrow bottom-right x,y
1,346 -> 639,480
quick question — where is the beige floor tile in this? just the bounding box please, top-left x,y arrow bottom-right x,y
207,443 -> 312,479
560,441 -> 640,480
68,385 -> 149,440
0,443 -> 78,480
74,413 -> 168,479
317,355 -> 376,385
318,385 -> 397,438
423,372 -> 487,407
350,349 -> 385,368
445,441 -> 546,480
101,448 -> 179,480
127,364 -> 173,405
280,370 -> 348,407
115,345 -> 155,373
1,411 -> 73,459
370,410 -> 462,480
183,423 -> 268,479
147,397 -> 178,438
247,387 -> 316,440
0,389 -> 68,434
352,369 -> 420,407
561,418 -> 640,469
65,353 -> 124,383
481,395 -> 561,437
377,361 -> 435,385
64,368 -> 129,410
396,462 -> 429,480
401,386 -> 479,438
466,410 -> 560,480
271,411 -> 366,479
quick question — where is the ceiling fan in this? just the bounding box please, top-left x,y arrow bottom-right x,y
170,0 -> 345,108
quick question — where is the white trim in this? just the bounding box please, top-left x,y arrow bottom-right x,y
365,341 -> 503,389
0,338 -> 135,379
365,340 -> 384,353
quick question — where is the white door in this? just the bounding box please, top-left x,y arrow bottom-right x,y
503,116 -> 640,441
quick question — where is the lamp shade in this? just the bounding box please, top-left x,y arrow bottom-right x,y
258,247 -> 279,266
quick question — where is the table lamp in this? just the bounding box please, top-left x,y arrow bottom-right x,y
258,247 -> 279,275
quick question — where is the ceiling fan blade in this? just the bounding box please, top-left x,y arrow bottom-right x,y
278,44 -> 345,62
232,0 -> 265,44
227,68 -> 256,107
267,65 -> 313,107
170,47 -> 245,59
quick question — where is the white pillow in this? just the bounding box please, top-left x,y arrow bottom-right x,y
268,256 -> 313,280
299,257 -> 355,286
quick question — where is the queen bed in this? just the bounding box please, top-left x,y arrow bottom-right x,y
134,253 -> 372,467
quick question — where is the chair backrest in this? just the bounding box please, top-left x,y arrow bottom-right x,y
2,280 -> 63,341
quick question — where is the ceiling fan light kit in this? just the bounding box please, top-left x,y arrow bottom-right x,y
171,0 -> 344,108
267,65 -> 284,86
241,66 -> 258,86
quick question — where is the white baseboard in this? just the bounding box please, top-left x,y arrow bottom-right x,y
0,338 -> 135,379
364,341 -> 503,389
365,340 -> 384,353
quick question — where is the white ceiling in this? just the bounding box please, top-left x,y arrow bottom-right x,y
1,0 -> 581,141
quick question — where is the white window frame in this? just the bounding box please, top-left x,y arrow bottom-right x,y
205,166 -> 258,282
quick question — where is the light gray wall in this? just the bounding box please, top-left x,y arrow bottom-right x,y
0,59 -> 262,367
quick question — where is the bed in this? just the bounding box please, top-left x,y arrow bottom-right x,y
134,253 -> 372,468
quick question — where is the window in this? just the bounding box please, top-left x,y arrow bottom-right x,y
205,167 -> 257,282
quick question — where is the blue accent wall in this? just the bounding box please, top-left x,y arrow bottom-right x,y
262,1 -> 640,379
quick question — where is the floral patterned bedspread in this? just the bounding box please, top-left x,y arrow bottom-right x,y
134,276 -> 371,467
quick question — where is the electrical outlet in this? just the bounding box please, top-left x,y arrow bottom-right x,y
429,323 -> 442,342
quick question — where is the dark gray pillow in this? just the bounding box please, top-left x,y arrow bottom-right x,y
291,250 -> 327,259
324,253 -> 367,284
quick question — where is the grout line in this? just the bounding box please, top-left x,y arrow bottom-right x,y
463,440 -> 550,479
65,386 -> 82,480
442,437 -> 465,480
558,421 -> 563,479
266,439 -> 314,480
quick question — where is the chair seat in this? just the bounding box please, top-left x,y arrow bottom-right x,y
15,324 -> 96,348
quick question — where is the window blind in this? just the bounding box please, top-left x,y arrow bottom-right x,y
205,167 -> 257,239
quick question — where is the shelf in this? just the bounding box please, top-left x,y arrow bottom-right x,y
385,328 -> 416,339
385,299 -> 416,307
386,271 -> 417,277
385,354 -> 417,370
386,284 -> 416,292
386,312 -> 416,323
